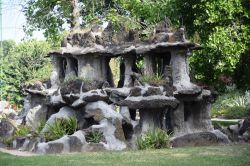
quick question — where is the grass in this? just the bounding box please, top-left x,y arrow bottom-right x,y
0,145 -> 250,166
139,74 -> 165,86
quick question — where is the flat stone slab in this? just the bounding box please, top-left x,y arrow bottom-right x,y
117,95 -> 178,109
49,41 -> 198,58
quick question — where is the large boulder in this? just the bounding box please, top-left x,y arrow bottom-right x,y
34,130 -> 93,154
170,130 -> 230,147
0,118 -> 15,138
84,101 -> 127,150
18,135 -> 45,152
26,105 -> 48,130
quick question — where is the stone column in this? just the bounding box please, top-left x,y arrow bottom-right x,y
50,55 -> 64,89
170,50 -> 197,91
144,55 -> 156,76
123,55 -> 135,87
194,101 -> 213,131
77,56 -> 106,81
65,57 -> 77,79
172,101 -> 185,136
139,109 -> 164,134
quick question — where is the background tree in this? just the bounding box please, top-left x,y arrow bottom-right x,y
22,0 -> 250,91
0,40 -> 52,107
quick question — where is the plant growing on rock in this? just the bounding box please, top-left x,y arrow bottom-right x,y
139,74 -> 165,86
15,125 -> 32,137
137,128 -> 171,150
85,131 -> 104,143
44,117 -> 78,141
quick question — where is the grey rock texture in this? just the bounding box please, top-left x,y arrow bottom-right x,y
0,119 -> 15,138
84,101 -> 127,150
118,96 -> 178,109
171,130 -> 230,147
34,130 -> 106,154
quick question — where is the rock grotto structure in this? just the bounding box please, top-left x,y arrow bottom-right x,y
3,21 -> 231,154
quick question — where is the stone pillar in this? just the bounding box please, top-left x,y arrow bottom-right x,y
77,56 -> 107,81
172,101 -> 185,136
170,50 -> 197,91
65,57 -> 77,79
124,55 -> 135,87
181,100 -> 213,134
50,55 -> 64,89
139,109 -> 164,134
194,101 -> 213,131
144,55 -> 156,76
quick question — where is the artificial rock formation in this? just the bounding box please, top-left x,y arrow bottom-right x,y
11,20 -> 230,154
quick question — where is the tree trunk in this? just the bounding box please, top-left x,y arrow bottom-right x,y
71,0 -> 80,31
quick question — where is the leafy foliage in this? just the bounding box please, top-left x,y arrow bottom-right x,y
172,0 -> 250,88
211,88 -> 250,119
44,117 -> 78,141
0,40 -> 52,107
15,125 -> 32,137
85,131 -> 104,143
234,49 -> 250,90
137,128 -> 171,150
23,0 -> 250,91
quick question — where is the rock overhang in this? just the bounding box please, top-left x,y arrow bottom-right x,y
48,41 -> 200,58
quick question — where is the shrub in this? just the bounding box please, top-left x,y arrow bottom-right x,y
137,128 -> 171,150
85,131 -> 104,143
211,88 -> 250,119
223,106 -> 248,119
0,40 -> 52,107
44,117 -> 78,141
15,125 -> 31,137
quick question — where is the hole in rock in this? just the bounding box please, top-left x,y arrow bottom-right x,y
82,117 -> 99,129
184,102 -> 192,122
122,121 -> 134,140
165,109 -> 173,133
71,58 -> 78,76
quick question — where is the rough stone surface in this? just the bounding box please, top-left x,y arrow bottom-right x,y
171,50 -> 201,95
0,119 -> 15,138
12,137 -> 26,149
34,130 -> 108,154
118,96 -> 178,109
171,131 -> 230,147
19,136 -> 45,152
72,89 -> 109,108
26,105 -> 48,130
85,101 -> 127,150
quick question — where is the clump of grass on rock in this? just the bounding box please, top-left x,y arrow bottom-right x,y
44,117 -> 78,141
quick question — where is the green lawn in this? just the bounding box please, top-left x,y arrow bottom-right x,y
0,145 -> 250,166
